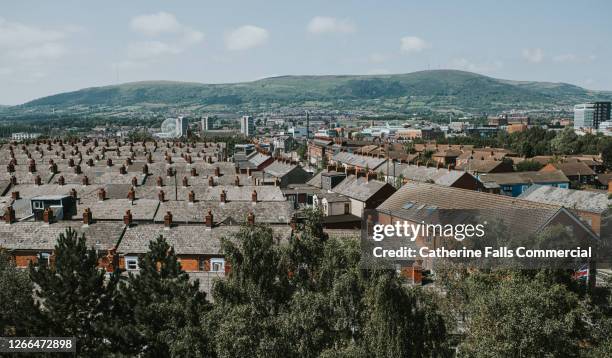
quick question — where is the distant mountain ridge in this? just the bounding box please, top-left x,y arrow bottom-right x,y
6,70 -> 612,117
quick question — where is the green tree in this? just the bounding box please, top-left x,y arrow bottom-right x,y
602,141 -> 612,171
459,274 -> 586,357
551,127 -> 579,155
29,228 -> 120,356
515,160 -> 543,172
119,236 -> 212,357
0,251 -> 40,336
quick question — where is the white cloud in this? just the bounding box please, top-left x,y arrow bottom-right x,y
522,48 -> 544,63
450,58 -> 503,73
130,12 -> 182,36
0,18 -> 68,61
225,25 -> 269,51
127,41 -> 181,59
307,16 -> 355,34
400,36 -> 430,53
0,67 -> 13,76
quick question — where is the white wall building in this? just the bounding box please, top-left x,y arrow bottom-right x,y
12,132 -> 41,141
240,116 -> 255,136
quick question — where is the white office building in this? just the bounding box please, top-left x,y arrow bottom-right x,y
12,132 -> 41,141
288,127 -> 308,139
240,116 -> 255,136
202,116 -> 215,131
574,103 -> 596,130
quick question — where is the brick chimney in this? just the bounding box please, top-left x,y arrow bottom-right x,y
70,188 -> 77,199
191,167 -> 197,177
82,175 -> 89,186
83,208 -> 92,225
247,211 -> 255,225
123,210 -> 133,226
164,211 -> 173,228
4,206 -> 15,224
74,164 -> 82,174
57,176 -> 65,186
43,207 -> 53,224
68,158 -> 75,167
182,176 -> 189,187
11,191 -> 19,200
235,176 -> 240,186
188,190 -> 196,203
87,158 -> 94,166
125,157 -> 132,166
131,176 -> 138,187
106,158 -> 113,167
186,155 -> 192,164
50,163 -> 58,174
158,190 -> 165,202
119,165 -> 127,175
213,167 -> 220,177
6,163 -> 14,173
9,176 -> 17,186
28,160 -> 36,173
98,188 -> 106,201
35,175 -> 42,186
208,176 -> 214,186
156,176 -> 163,187
142,163 -> 149,175
205,209 -> 213,228
220,190 -> 227,203
252,190 -> 258,203
166,168 -> 173,177
127,187 -> 136,201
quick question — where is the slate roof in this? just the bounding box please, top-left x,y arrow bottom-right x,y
0,221 -> 124,251
377,182 -> 575,237
547,162 -> 596,176
118,223 -> 292,254
154,200 -> 294,225
332,175 -> 392,202
456,159 -> 511,173
332,152 -> 387,170
263,161 -> 300,178
76,199 -> 160,221
519,185 -> 611,214
479,170 -> 569,186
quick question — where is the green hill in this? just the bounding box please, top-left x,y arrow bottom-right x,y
8,70 -> 612,117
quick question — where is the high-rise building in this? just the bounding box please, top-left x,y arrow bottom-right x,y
176,116 -> 189,137
574,102 -> 611,130
240,115 -> 255,136
202,116 -> 214,131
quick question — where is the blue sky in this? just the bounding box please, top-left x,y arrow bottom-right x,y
1,0 -> 611,104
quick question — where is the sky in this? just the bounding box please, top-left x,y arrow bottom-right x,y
1,0 -> 611,105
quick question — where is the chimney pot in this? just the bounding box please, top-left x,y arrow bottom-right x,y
11,191 -> 20,200
158,190 -> 165,202
156,176 -> 163,187
220,190 -> 226,203
205,209 -> 213,227
142,163 -> 149,175
70,188 -> 77,199
43,207 -> 53,224
247,211 -> 255,225
164,211 -> 173,228
208,176 -> 214,186
214,167 -> 220,176
4,206 -> 15,224
252,190 -> 258,202
98,188 -> 106,201
82,175 -> 89,186
106,158 -> 113,167
131,176 -> 138,187
191,167 -> 197,176
127,187 -> 136,201
182,176 -> 189,187
123,210 -> 133,226
83,208 -> 92,225
35,175 -> 42,186
188,190 -> 195,203
58,176 -> 65,186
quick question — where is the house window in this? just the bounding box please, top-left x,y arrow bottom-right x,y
33,201 -> 44,209
210,258 -> 225,272
38,252 -> 50,267
125,256 -> 139,271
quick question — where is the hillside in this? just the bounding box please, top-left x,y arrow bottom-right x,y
5,70 -> 612,118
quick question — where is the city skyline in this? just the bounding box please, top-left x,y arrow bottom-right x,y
1,0 -> 612,105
